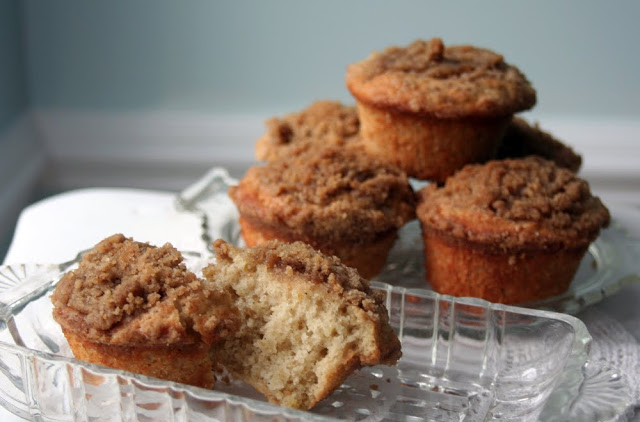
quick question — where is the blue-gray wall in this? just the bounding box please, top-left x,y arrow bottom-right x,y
0,0 -> 27,134
0,0 -> 30,262
23,0 -> 640,118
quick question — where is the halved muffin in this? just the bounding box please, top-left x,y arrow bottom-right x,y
203,239 -> 401,409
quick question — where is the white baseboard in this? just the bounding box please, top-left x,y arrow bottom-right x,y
0,115 -> 47,249
32,109 -> 265,191
32,109 -> 640,193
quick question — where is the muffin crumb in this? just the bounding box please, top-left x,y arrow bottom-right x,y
204,239 -> 401,410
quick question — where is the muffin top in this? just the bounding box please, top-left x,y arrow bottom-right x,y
230,146 -> 416,243
496,117 -> 582,173
255,100 -> 361,162
52,234 -> 238,346
346,38 -> 536,118
417,157 -> 610,251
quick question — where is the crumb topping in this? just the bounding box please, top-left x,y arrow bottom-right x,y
496,117 -> 582,173
52,234 -> 237,345
208,239 -> 387,317
417,157 -> 610,250
255,100 -> 361,162
230,146 -> 416,243
346,38 -> 536,118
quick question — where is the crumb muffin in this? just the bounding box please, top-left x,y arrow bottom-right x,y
51,234 -> 238,389
203,239 -> 401,410
496,117 -> 582,172
346,38 -> 537,182
255,100 -> 361,162
416,157 -> 610,304
229,146 -> 416,279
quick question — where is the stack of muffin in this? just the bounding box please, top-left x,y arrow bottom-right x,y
50,38 -> 613,412
231,38 -> 610,305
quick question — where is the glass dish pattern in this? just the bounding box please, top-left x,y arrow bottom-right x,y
175,167 -> 640,315
0,255 -> 603,422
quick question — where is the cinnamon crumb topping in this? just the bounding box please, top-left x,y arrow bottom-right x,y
231,146 -> 415,243
346,38 -> 536,118
417,157 -> 610,250
52,234 -> 237,345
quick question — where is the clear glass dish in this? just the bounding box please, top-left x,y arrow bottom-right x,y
0,254 -> 631,422
175,167 -> 640,315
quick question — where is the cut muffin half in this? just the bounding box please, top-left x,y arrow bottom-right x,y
203,239 -> 401,410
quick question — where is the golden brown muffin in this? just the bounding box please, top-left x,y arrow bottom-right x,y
255,100 -> 361,162
51,234 -> 238,389
203,239 -> 401,410
416,157 -> 610,304
230,146 -> 416,279
346,38 -> 537,182
496,117 -> 582,173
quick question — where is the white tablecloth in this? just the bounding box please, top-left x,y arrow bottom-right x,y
2,188 -> 639,421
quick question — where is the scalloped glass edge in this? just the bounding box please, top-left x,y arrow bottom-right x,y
175,167 -> 640,316
0,259 -> 601,422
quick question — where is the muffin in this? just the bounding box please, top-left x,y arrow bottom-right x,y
51,234 -> 238,389
416,157 -> 610,304
346,38 -> 537,182
203,239 -> 401,410
255,100 -> 361,162
496,117 -> 582,173
229,146 -> 416,279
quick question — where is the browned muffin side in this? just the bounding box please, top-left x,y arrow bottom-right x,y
204,239 -> 401,410
346,38 -> 537,182
496,117 -> 582,173
255,100 -> 361,162
230,146 -> 416,279
51,234 -> 238,388
416,157 -> 609,304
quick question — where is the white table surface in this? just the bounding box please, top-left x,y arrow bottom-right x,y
1,187 -> 639,421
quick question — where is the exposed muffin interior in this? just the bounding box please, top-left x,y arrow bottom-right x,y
203,239 -> 401,410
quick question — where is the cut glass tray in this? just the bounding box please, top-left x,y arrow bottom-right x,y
0,253 -> 632,422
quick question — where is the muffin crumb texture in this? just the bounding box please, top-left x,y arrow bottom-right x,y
204,239 -> 401,410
